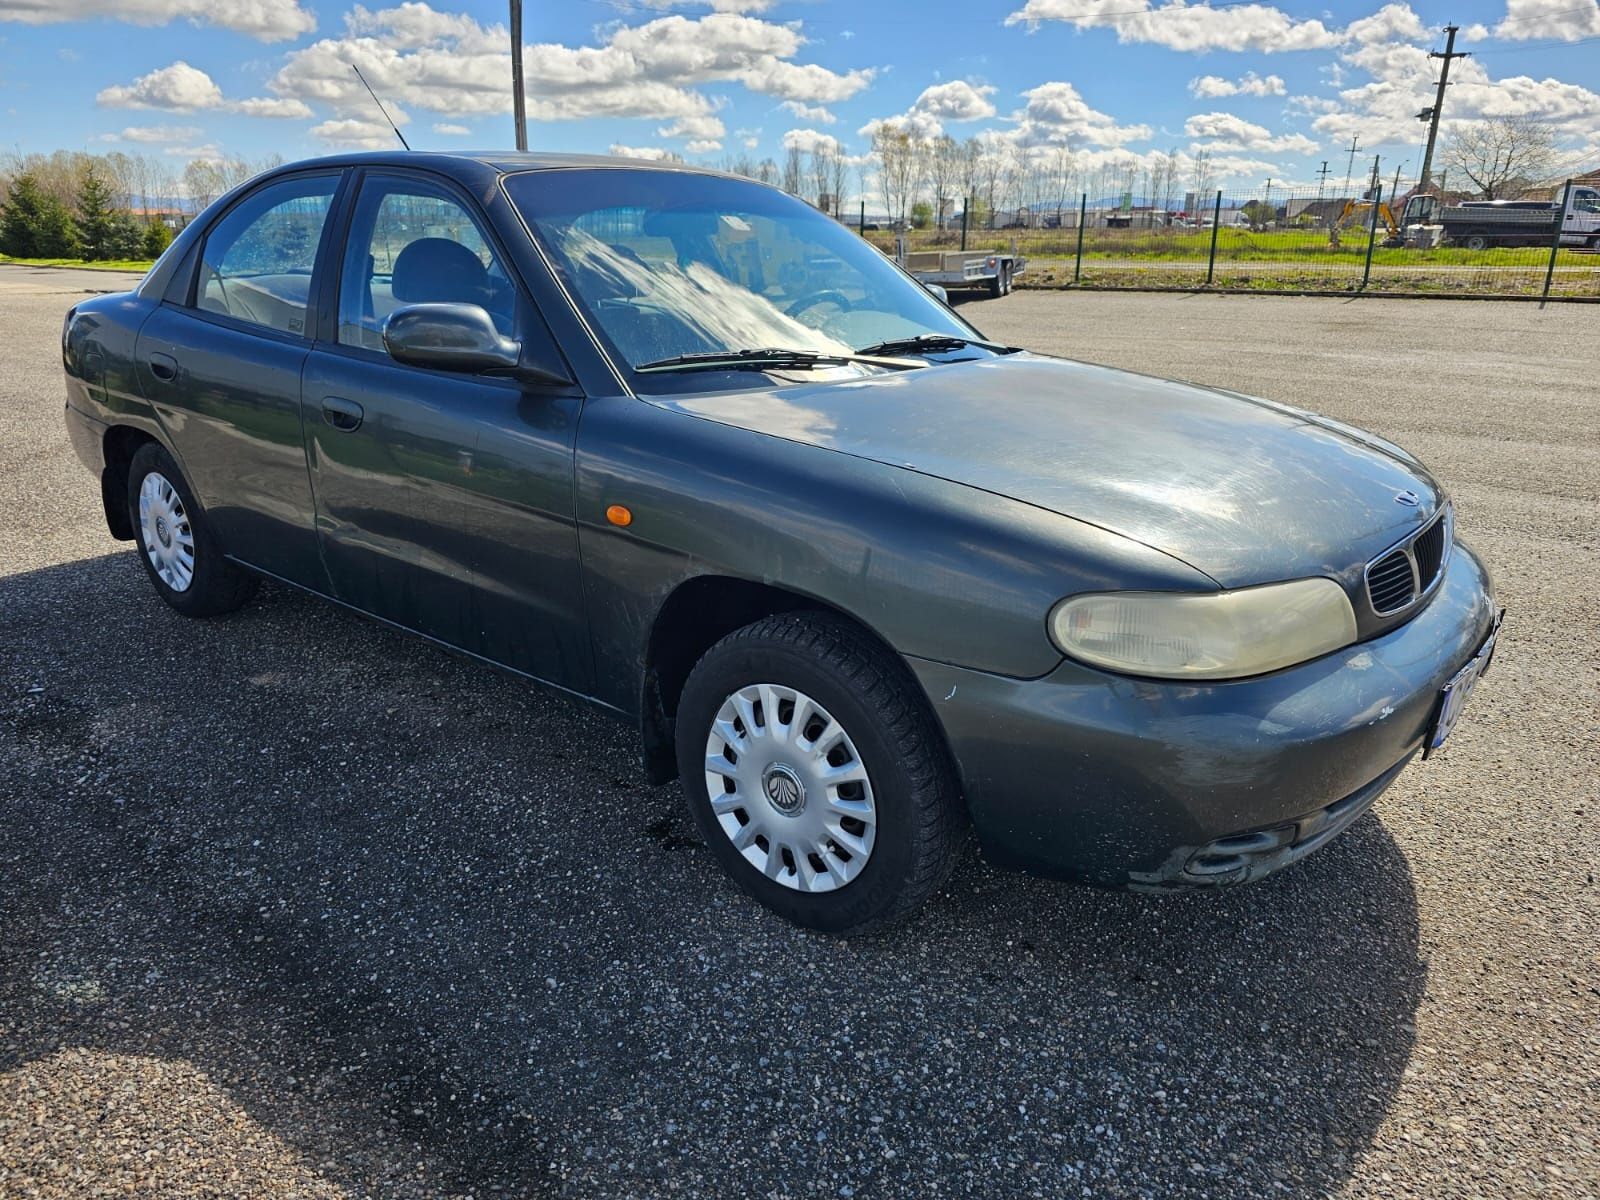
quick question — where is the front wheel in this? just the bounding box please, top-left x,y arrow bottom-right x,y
127,442 -> 258,618
675,613 -> 964,934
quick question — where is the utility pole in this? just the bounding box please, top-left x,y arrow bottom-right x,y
1315,160 -> 1331,205
1417,24 -> 1469,193
509,0 -> 528,151
1342,135 -> 1360,200
1368,154 -> 1382,199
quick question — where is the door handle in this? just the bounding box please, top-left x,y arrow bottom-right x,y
148,353 -> 178,382
321,396 -> 364,432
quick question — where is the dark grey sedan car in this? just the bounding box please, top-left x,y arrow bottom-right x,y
61,151 -> 1500,933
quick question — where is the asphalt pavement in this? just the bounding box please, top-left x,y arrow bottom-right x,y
2,265 -> 1596,1199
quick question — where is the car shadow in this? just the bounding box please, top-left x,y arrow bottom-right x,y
1,552 -> 1425,1198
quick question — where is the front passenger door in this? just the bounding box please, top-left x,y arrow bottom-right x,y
302,171 -> 591,690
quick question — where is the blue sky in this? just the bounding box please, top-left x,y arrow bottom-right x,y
1,0 -> 1597,198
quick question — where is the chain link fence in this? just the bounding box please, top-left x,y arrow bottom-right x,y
860,181 -> 1600,301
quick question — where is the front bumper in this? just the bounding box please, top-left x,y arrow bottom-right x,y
909,540 -> 1497,887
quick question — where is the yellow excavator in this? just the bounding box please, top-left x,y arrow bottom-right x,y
1329,198 -> 1403,246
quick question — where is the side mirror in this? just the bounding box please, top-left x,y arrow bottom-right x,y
383,302 -> 520,372
924,283 -> 949,305
382,303 -> 570,386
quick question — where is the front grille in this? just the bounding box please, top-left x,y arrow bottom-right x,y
1365,506 -> 1451,616
1413,514 -> 1447,591
1367,549 -> 1416,613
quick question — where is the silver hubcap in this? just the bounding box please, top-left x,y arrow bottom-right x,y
703,683 -> 877,893
138,471 -> 195,593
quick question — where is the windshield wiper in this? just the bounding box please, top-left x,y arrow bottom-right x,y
634,347 -> 925,374
852,333 -> 1016,358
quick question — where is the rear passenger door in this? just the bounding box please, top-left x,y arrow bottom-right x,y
301,170 -> 591,690
135,170 -> 344,587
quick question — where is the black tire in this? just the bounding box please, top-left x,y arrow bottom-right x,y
126,442 -> 258,618
1464,232 -> 1491,251
988,271 -> 1004,299
675,612 -> 963,935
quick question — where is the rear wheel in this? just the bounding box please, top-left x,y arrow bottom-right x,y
675,612 -> 963,934
126,443 -> 258,618
1463,232 -> 1491,251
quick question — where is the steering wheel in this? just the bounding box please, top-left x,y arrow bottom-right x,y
785,290 -> 854,320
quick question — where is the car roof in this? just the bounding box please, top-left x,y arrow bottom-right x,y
268,149 -> 732,178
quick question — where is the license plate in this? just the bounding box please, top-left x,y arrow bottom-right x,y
1424,610 -> 1503,757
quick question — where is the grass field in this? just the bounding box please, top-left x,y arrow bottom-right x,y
0,254 -> 155,272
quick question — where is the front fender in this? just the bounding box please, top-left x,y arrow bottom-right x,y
574,393 -> 1213,716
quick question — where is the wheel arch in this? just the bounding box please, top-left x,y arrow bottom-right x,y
638,575 -> 950,787
100,424 -> 161,540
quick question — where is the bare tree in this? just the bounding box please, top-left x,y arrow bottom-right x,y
1048,146 -> 1075,226
782,145 -> 804,196
829,151 -> 849,218
872,125 -> 918,225
757,158 -> 777,186
1445,115 -> 1557,200
925,135 -> 960,230
1189,148 -> 1215,204
809,146 -> 832,211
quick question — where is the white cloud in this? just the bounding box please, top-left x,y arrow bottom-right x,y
608,144 -> 676,161
230,96 -> 313,118
1005,0 -> 1341,53
1011,80 -> 1151,147
685,138 -> 722,153
912,80 -> 997,122
782,127 -> 841,155
269,4 -> 873,130
1495,0 -> 1600,41
658,114 -> 726,140
111,123 -> 203,144
0,0 -> 314,42
781,100 -> 836,124
1344,2 -> 1428,44
630,0 -> 776,11
163,142 -> 221,159
1185,110 -> 1317,154
97,61 -> 223,111
97,61 -> 311,118
433,122 -> 471,135
311,117 -> 406,149
1188,72 -> 1285,98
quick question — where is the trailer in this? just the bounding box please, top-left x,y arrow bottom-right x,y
1405,187 -> 1600,250
897,242 -> 1026,298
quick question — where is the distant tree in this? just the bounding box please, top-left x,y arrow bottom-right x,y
782,145 -> 804,196
0,173 -> 78,257
105,211 -> 145,260
1445,115 -> 1557,200
75,166 -> 121,261
142,220 -> 175,259
1189,148 -> 1215,203
910,200 -> 933,229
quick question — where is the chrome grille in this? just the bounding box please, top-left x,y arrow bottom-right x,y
1365,506 -> 1451,616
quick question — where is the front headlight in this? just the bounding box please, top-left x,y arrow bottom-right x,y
1048,578 -> 1358,680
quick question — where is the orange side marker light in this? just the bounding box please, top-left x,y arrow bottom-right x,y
606,504 -> 634,527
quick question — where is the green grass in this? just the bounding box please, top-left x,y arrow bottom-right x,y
0,254 -> 155,271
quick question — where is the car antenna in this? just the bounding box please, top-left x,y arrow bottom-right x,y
350,64 -> 410,150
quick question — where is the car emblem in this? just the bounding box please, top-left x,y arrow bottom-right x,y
763,764 -> 804,814
1393,489 -> 1420,507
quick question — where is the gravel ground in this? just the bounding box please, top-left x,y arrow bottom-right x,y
1,266 -> 1595,1199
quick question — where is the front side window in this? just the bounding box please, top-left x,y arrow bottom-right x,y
503,169 -> 980,381
197,174 -> 338,336
337,176 -> 517,351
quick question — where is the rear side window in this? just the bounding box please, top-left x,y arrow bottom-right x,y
196,175 -> 338,337
336,175 -> 517,352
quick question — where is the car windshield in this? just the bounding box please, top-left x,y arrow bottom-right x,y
502,168 -> 984,380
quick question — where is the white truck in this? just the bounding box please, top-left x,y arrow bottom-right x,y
1403,186 -> 1600,250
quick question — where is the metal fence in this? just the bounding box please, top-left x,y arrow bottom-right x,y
860,182 -> 1600,302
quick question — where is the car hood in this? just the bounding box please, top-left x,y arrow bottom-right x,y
653,354 -> 1443,588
